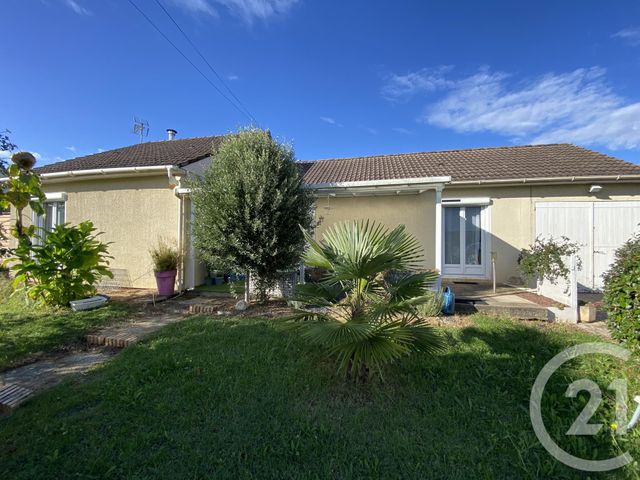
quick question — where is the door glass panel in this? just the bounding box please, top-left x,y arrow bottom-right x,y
444,207 -> 461,264
465,206 -> 482,265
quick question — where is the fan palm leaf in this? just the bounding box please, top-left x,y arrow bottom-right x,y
284,220 -> 444,381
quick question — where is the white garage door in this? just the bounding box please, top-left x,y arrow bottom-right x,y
536,201 -> 640,291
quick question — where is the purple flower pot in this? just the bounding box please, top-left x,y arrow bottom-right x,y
155,270 -> 177,296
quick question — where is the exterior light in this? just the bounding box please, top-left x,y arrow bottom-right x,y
589,185 -> 603,194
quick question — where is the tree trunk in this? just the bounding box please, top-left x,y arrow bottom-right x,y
244,270 -> 250,303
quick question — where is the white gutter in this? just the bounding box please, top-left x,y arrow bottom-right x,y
450,174 -> 640,186
306,176 -> 451,190
36,165 -> 186,181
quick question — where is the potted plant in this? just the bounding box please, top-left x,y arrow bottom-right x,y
150,238 -> 181,296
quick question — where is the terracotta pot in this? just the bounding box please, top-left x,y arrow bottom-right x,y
155,270 -> 177,296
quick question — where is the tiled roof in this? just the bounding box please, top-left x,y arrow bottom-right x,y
35,139 -> 640,184
35,135 -> 224,174
301,144 -> 640,184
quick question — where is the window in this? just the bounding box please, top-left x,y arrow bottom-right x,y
33,201 -> 65,242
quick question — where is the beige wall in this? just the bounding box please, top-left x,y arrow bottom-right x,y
444,182 -> 640,284
313,191 -> 437,269
27,175 -> 180,288
312,183 -> 640,285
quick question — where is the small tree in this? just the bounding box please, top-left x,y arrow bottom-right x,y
0,152 -> 45,252
603,233 -> 640,352
190,128 -> 314,302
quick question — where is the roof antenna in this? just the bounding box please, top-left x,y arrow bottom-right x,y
132,117 -> 149,143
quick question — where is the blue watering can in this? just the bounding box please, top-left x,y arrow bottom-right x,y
442,286 -> 455,315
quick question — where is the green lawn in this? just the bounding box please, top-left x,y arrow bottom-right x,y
0,278 -> 132,370
1,314 -> 638,479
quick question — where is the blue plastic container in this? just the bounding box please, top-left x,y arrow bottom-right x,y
442,286 -> 455,315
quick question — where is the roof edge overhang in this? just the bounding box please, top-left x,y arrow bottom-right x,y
306,176 -> 451,197
449,174 -> 640,187
32,165 -> 186,184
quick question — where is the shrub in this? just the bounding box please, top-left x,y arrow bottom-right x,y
518,236 -> 582,284
417,290 -> 444,318
149,238 -> 180,272
7,221 -> 113,306
603,233 -> 640,351
283,220 -> 444,381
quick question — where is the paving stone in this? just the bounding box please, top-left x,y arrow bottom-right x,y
0,384 -> 34,412
1,311 -> 188,412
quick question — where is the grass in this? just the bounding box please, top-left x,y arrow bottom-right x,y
0,277 -> 132,370
1,314 -> 639,479
195,279 -> 245,294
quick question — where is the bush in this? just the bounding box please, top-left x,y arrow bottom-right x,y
603,233 -> 640,351
149,238 -> 180,272
283,220 -> 444,381
7,221 -> 113,306
518,236 -> 582,284
417,290 -> 444,318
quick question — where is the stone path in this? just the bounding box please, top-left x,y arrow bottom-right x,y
0,310 -> 187,413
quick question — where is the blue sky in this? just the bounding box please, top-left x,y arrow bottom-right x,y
3,0 -> 640,166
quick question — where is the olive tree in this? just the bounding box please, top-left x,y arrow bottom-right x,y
190,128 -> 313,302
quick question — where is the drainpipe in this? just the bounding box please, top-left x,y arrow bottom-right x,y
168,166 -> 185,292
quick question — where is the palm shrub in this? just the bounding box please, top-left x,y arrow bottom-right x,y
6,221 -> 113,306
284,220 -> 444,381
603,233 -> 640,352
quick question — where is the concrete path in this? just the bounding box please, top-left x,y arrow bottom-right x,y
0,310 -> 187,413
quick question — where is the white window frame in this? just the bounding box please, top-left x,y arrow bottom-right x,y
32,193 -> 67,244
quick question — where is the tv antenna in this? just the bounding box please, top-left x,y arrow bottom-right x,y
132,117 -> 149,143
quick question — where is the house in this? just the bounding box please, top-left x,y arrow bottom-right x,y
22,131 -> 640,291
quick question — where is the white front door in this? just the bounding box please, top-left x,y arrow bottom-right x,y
443,206 -> 486,277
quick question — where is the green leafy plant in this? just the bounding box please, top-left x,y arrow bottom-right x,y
282,220 -> 444,381
518,236 -> 582,284
6,221 -> 113,306
149,238 -> 180,272
417,290 -> 444,318
603,233 -> 640,351
190,128 -> 314,303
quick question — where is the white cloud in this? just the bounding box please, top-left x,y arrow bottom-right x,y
392,127 -> 413,135
320,116 -> 342,127
383,65 -> 640,150
227,74 -> 239,81
65,0 -> 91,16
65,146 -> 77,153
612,27 -> 640,46
360,125 -> 378,135
381,66 -> 453,100
168,0 -> 298,22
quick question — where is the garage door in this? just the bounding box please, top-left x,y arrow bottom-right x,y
536,201 -> 640,291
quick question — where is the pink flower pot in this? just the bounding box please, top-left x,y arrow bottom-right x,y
155,270 -> 177,296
